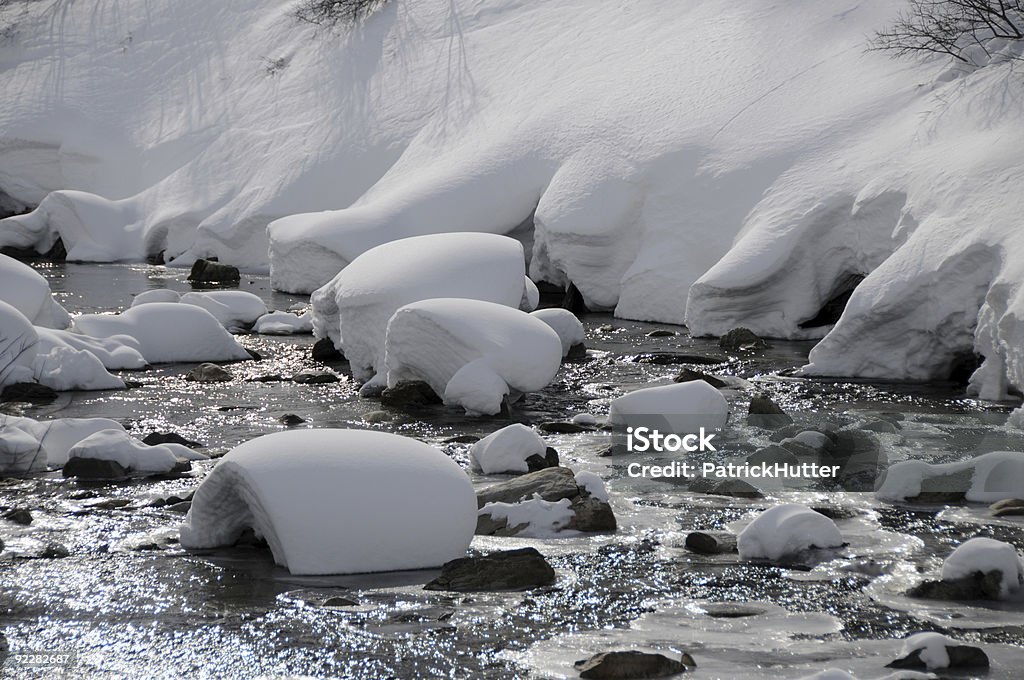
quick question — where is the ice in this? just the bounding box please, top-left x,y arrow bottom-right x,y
253,310 -> 313,335
383,298 -> 563,415
0,413 -> 126,466
737,503 -> 844,562
529,308 -> 585,356
608,380 -> 728,433
477,494 -> 575,538
876,451 -> 1024,503
73,302 -> 252,364
0,254 -> 71,329
470,424 -> 547,475
941,537 -> 1024,598
180,429 -> 477,575
310,232 -> 532,381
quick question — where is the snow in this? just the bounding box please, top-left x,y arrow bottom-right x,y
0,254 -> 70,328
131,289 -> 182,306
478,494 -> 575,538
253,310 -> 313,335
574,470 -> 609,502
940,537 -> 1024,598
310,232 -> 532,381
179,429 -> 477,575
470,424 -> 546,475
383,298 -> 563,415
0,424 -> 47,475
898,632 -> 958,670
737,503 -> 844,562
73,302 -> 252,364
0,413 -> 126,466
607,380 -> 728,433
36,328 -> 147,370
179,291 -> 267,331
0,300 -> 40,387
67,429 -> 205,473
529,309 -> 585,356
876,451 -> 1024,503
1,0 -> 1024,410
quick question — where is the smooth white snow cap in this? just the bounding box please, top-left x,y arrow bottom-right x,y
737,503 -> 844,562
470,424 -> 547,475
253,310 -> 313,335
0,253 -> 71,329
67,429 -> 194,473
384,298 -> 563,415
529,308 -> 585,356
574,470 -> 609,502
0,413 -> 126,466
876,451 -> 1024,503
74,302 -> 251,364
898,632 -> 960,670
0,424 -> 48,475
940,537 -> 1024,598
608,380 -> 728,433
131,289 -> 181,306
180,429 -> 477,575
180,291 -> 267,330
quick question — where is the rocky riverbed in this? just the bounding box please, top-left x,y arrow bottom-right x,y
1,263 -> 1024,679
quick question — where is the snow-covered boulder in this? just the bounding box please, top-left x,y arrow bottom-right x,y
253,310 -> 313,335
737,503 -> 844,562
0,414 -> 126,466
889,632 -> 989,671
941,537 -> 1024,599
876,451 -> 1024,503
179,429 -> 477,575
0,254 -> 70,328
478,494 -> 576,538
383,298 -> 563,415
0,424 -> 48,475
131,289 -> 182,306
36,327 -> 146,370
67,429 -> 206,475
470,424 -> 548,475
74,302 -> 251,364
310,232 -> 533,381
529,308 -> 585,356
0,300 -> 40,387
608,380 -> 728,433
179,291 -> 267,330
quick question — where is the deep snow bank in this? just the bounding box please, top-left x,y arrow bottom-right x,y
2,0 -> 1024,403
179,429 -> 477,575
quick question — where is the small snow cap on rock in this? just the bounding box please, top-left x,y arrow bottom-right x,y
941,537 -> 1024,598
737,503 -> 843,562
470,424 -> 547,475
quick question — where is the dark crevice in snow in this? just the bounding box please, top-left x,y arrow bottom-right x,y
798,273 -> 865,329
948,350 -> 984,386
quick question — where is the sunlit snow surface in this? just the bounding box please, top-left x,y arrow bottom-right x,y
0,264 -> 1022,678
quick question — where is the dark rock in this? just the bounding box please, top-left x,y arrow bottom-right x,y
85,498 -> 131,511
907,570 -> 1005,601
745,445 -> 799,468
185,363 -> 233,383
991,498 -> 1024,517
311,337 -> 345,362
561,282 -> 590,315
701,602 -> 764,618
566,342 -> 588,360
747,395 -> 793,428
625,352 -> 724,366
646,329 -> 677,337
249,374 -> 286,383
279,414 -> 306,426
476,466 -> 580,507
570,495 -> 617,532
524,447 -> 560,472
380,380 -> 441,408
292,369 -> 340,384
674,368 -> 726,389
322,596 -> 358,607
244,347 -> 262,361
811,505 -> 859,520
424,547 -> 556,592
0,382 -> 58,404
164,501 -> 192,513
537,421 -> 592,434
887,644 -> 989,670
142,432 -> 203,449
62,457 -> 129,481
40,543 -> 70,559
719,327 -> 768,352
188,258 -> 240,285
685,531 -> 737,555
2,508 -> 32,525
690,478 -> 764,499
574,650 -> 688,679
443,434 -> 480,444
822,430 -> 886,492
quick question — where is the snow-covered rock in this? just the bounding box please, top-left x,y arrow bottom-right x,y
179,291 -> 267,330
895,632 -> 979,671
737,503 -> 844,562
311,232 -> 532,381
477,494 -> 576,538
530,308 -> 585,356
36,328 -> 147,370
253,310 -> 313,335
0,414 -> 126,466
179,429 -> 477,575
0,254 -> 70,328
876,451 -> 1024,503
0,424 -> 47,475
383,298 -> 563,415
0,300 -> 40,387
74,302 -> 251,364
608,380 -> 728,433
470,424 -> 547,475
574,470 -> 609,502
130,289 -> 182,306
67,429 -> 205,474
941,537 -> 1024,598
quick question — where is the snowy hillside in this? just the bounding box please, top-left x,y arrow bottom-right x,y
1,0 -> 1023,397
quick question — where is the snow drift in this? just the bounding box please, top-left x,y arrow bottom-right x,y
179,429 -> 477,575
2,0 -> 1024,408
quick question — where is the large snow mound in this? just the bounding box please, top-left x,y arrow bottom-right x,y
0,254 -> 70,328
383,298 -> 562,415
74,303 -> 252,364
2,0 -> 1024,407
876,451 -> 1024,503
941,537 -> 1024,598
311,232 -> 531,381
608,380 -> 728,433
180,429 -> 477,575
737,503 -> 844,562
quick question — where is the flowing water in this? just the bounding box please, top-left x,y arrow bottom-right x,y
1,263 -> 1024,679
